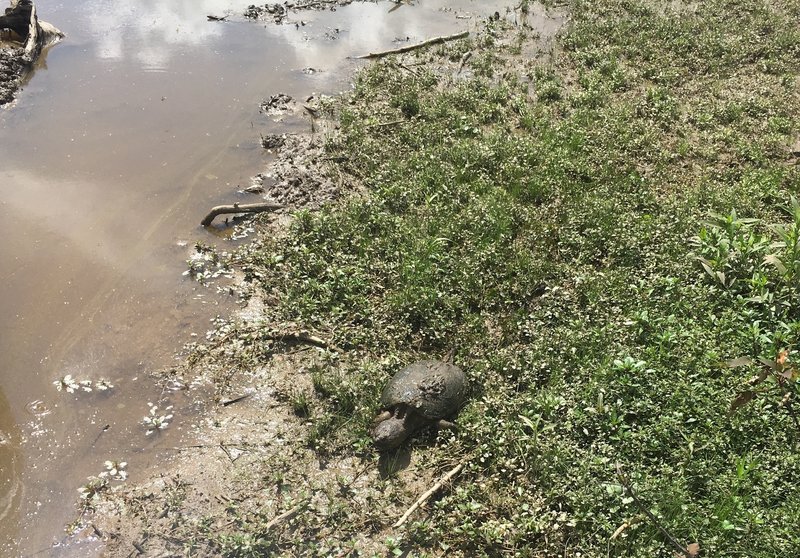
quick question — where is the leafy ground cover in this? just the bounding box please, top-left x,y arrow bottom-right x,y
98,1 -> 800,555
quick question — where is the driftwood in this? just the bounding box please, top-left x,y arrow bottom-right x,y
353,31 -> 469,60
394,462 -> 465,527
201,202 -> 282,226
0,1 -> 64,107
22,1 -> 41,63
3,0 -> 63,64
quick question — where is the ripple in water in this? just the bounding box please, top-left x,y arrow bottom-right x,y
24,399 -> 51,417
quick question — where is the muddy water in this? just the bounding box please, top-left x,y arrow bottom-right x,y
0,0 -> 559,554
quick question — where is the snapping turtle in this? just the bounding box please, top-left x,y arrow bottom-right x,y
371,359 -> 466,451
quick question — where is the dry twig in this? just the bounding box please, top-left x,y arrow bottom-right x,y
265,500 -> 309,530
394,462 -> 465,527
615,464 -> 699,557
220,393 -> 252,407
456,50 -> 473,75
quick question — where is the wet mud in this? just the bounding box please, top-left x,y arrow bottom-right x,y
0,44 -> 25,104
245,0 -> 355,24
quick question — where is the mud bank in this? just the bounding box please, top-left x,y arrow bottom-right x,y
0,44 -> 25,104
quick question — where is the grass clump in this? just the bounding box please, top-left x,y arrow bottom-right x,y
228,0 -> 800,555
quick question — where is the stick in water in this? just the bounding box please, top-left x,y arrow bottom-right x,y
201,202 -> 283,226
353,31 -> 470,60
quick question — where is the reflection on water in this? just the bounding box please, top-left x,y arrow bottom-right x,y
0,0 -> 560,554
86,0 -> 229,69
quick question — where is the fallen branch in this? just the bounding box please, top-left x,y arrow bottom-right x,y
353,31 -> 469,60
616,464 -> 699,557
166,440 -> 296,451
265,500 -> 309,530
201,202 -> 283,226
265,331 -> 330,349
394,462 -> 465,527
23,3 -> 42,64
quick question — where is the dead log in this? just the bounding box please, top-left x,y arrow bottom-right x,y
0,1 -> 64,65
201,202 -> 283,227
353,31 -> 469,60
22,1 -> 40,64
0,0 -> 32,40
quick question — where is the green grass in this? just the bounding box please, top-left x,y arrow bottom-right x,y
225,1 -> 800,555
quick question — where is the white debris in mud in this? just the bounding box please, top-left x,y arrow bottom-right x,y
184,245 -> 233,284
143,403 -> 174,435
53,375 -> 114,393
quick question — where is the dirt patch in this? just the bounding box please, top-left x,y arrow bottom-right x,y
91,317 -> 442,556
252,134 -> 343,208
251,94 -> 351,209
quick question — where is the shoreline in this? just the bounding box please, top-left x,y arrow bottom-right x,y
70,1 -> 800,555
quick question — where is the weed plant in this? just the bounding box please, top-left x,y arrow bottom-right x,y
230,0 -> 800,555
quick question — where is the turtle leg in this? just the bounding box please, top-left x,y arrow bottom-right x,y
372,410 -> 392,425
436,419 -> 457,431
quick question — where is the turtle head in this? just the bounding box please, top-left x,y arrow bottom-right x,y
371,407 -> 408,451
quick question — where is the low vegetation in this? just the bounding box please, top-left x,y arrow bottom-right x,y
109,0 -> 800,555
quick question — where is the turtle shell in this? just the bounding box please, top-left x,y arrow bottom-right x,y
381,360 -> 466,420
